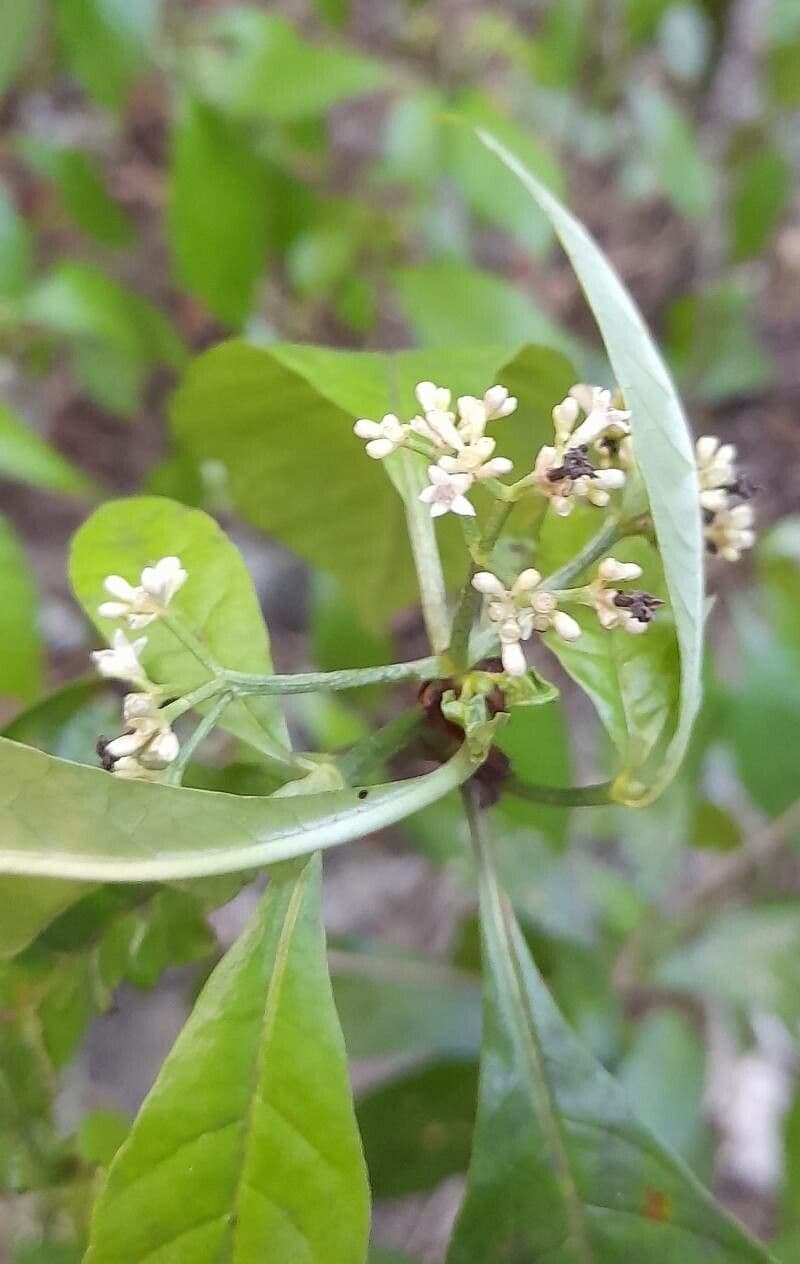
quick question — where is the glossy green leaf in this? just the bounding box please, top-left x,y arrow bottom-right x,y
191,9 -> 386,122
0,403 -> 95,496
168,98 -> 269,326
476,127 -> 704,802
170,340 -> 573,626
0,514 -> 41,702
84,856 -> 370,1263
0,734 -> 476,880
448,829 -> 772,1262
70,495 -> 289,764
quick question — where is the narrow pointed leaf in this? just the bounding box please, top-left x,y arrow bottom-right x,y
476,128 -> 703,803
0,736 -> 476,881
84,855 -> 370,1263
69,496 -> 291,765
447,828 -> 772,1263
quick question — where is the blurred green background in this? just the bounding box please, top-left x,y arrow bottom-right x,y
1,1 -> 800,1261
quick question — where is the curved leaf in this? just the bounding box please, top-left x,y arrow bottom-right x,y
476,128 -> 704,803
0,736 -> 476,881
84,855 -> 370,1263
448,823 -> 772,1263
0,403 -> 95,497
69,496 -> 291,766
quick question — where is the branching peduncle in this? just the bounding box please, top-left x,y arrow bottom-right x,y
165,692 -> 233,785
448,500 -> 513,673
224,656 -> 440,695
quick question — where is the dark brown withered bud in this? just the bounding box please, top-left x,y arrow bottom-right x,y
469,747 -> 512,808
546,444 -> 596,483
95,737 -> 116,772
702,507 -> 716,525
612,590 -> 664,623
723,475 -> 758,504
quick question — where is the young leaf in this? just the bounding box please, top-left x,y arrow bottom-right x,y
0,514 -> 42,702
168,97 -> 269,326
55,0 -> 157,109
0,735 -> 476,881
0,877 -> 91,958
448,814 -> 772,1263
83,856 -> 370,1263
69,496 -> 290,765
475,128 -> 704,803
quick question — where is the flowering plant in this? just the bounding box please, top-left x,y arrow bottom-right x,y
0,135 -> 766,1264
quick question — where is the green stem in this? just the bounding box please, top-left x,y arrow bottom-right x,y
225,656 -> 439,695
540,516 -> 626,590
160,677 -> 226,722
506,776 -> 613,807
448,500 -> 513,672
338,705 -> 425,784
160,609 -> 221,676
166,692 -> 233,785
390,449 -> 450,654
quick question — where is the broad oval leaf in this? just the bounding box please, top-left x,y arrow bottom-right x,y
69,496 -> 291,767
0,735 -> 476,881
448,826 -> 772,1263
476,128 -> 704,803
84,854 -> 370,1263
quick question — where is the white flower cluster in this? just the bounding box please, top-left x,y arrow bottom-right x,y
531,385 -> 631,516
97,692 -> 180,781
355,382 -> 517,519
471,568 -> 580,677
696,436 -> 756,563
99,555 -> 187,628
590,558 -> 663,635
91,556 -> 187,780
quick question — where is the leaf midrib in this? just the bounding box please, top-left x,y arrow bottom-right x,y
222,861 -> 312,1263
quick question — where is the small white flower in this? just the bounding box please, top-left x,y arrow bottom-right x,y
98,556 -> 187,628
530,438 -> 626,515
590,558 -> 661,634
410,408 -> 463,450
568,384 -> 631,447
482,385 -> 517,420
471,567 -> 577,666
550,610 -> 582,642
419,466 -> 475,518
108,757 -> 164,782
415,381 -> 452,414
353,414 -> 409,459
696,435 -> 736,490
437,435 -> 514,481
99,691 -> 180,776
705,502 -> 755,563
91,630 -> 149,685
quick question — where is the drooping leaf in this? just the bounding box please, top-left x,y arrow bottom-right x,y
84,856 -> 370,1263
168,97 -> 269,326
448,826 -> 772,1262
0,403 -> 96,497
169,340 -> 574,627
69,496 -> 290,765
190,8 -> 386,122
0,735 -> 477,881
475,127 -> 704,803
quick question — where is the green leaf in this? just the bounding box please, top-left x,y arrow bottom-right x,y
84,856 -> 370,1262
448,827 -> 772,1262
475,127 -> 704,803
0,183 -> 33,298
358,1058 -> 477,1197
190,9 -> 386,122
22,142 -> 135,247
0,0 -> 43,97
0,877 -> 92,958
0,403 -> 96,496
0,513 -> 42,702
55,0 -> 157,109
619,1010 -> 708,1167
169,339 -> 573,627
69,495 -> 289,764
730,149 -> 792,262
0,735 -> 477,880
448,95 -> 564,253
392,261 -> 587,364
168,98 -> 269,326
629,83 -> 715,218
656,906 -> 800,1025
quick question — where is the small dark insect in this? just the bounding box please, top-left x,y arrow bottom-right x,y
612,590 -> 664,623
358,789 -> 368,800
95,737 -> 115,772
547,444 -> 596,483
